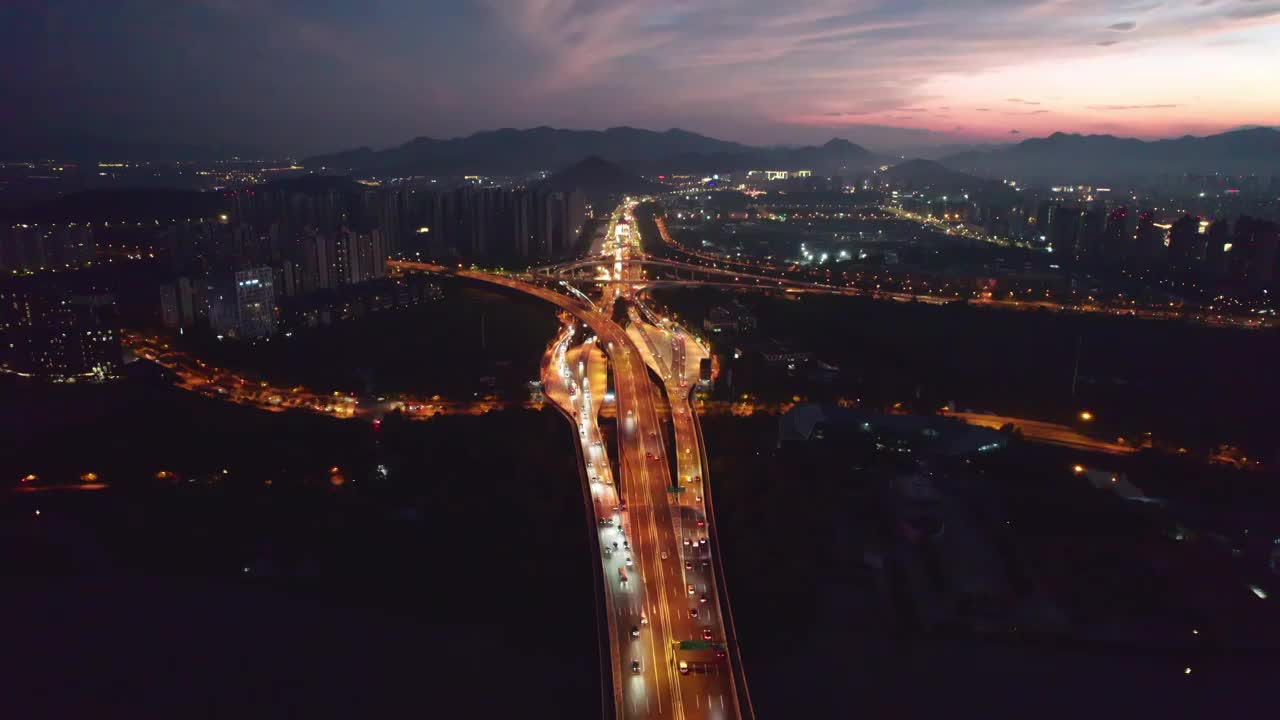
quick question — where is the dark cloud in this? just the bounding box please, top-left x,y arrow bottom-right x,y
0,0 -> 1272,152
1006,98 -> 1042,105
1224,2 -> 1280,20
1087,103 -> 1178,110
1010,129 -> 1021,134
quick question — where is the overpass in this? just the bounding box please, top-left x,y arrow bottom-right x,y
391,251 -> 753,720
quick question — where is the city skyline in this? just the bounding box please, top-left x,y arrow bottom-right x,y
4,0 -> 1279,155
5,4 -> 1280,719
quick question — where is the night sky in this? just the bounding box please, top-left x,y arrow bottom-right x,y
4,0 -> 1279,154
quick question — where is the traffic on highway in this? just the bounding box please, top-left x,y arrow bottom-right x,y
394,200 -> 753,719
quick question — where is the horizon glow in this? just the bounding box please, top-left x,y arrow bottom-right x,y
3,0 -> 1279,152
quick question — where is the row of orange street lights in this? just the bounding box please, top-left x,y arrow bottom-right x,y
18,468 -> 354,487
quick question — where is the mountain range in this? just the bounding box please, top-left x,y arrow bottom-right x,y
539,156 -> 669,198
301,127 -> 877,177
941,128 -> 1280,183
878,158 -> 1021,205
7,126 -> 1276,186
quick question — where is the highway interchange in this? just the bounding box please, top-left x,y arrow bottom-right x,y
392,201 -> 753,720
111,196 -> 1261,717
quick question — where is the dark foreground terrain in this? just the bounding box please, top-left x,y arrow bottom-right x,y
702,414 -> 1280,720
2,382 -> 601,719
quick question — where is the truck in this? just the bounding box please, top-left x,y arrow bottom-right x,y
675,642 -> 727,675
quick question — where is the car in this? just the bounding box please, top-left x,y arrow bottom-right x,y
631,660 -> 642,674
620,500 -> 627,510
697,519 -> 705,527
603,546 -> 612,557
689,608 -> 699,618
685,561 -> 693,570
626,556 -> 633,567
701,560 -> 710,569
683,538 -> 691,547
702,629 -> 713,641
678,660 -> 690,675
631,626 -> 640,638
640,614 -> 648,625
700,593 -> 709,604
687,584 -> 696,595
649,431 -> 657,439
695,495 -> 702,503
661,551 -> 668,560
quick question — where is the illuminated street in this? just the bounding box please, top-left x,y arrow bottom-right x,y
391,201 -> 752,719
123,332 -> 516,419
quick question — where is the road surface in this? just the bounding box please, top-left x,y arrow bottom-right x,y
392,248 -> 750,720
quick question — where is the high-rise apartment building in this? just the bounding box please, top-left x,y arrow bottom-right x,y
0,280 -> 121,380
207,266 -> 276,340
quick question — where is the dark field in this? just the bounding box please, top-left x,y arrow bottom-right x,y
701,415 -> 1280,720
655,287 -> 1280,455
2,381 -> 602,719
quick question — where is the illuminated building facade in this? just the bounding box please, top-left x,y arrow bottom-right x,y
0,280 -> 121,380
207,266 -> 276,340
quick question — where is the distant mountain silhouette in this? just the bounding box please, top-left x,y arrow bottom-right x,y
904,142 -> 1014,161
881,159 -> 981,188
303,127 -> 876,177
879,158 -> 1018,202
941,128 -> 1280,183
539,156 -> 668,197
